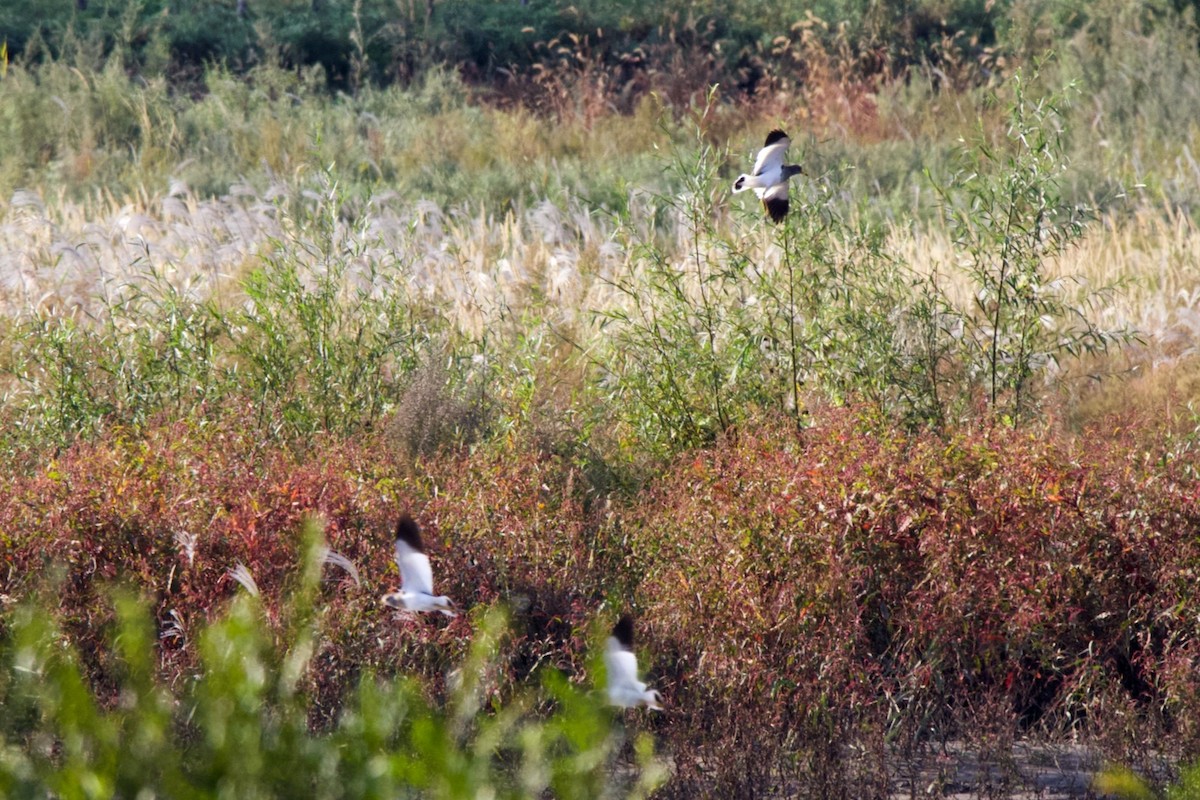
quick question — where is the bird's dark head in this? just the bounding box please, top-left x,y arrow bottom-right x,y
784,164 -> 804,179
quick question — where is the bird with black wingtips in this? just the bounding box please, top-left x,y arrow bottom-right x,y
732,129 -> 804,223
380,514 -> 457,617
604,615 -> 663,710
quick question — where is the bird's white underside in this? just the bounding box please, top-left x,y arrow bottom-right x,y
751,139 -> 790,177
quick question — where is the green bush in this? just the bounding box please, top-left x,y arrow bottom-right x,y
0,181 -> 448,450
938,67 -> 1134,425
1098,761 -> 1200,799
593,71 -> 1134,451
596,110 -> 764,455
229,180 -> 436,438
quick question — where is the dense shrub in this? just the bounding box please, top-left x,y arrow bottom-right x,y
5,406 -> 1200,795
0,410 -> 625,716
0,0 -> 1007,91
5,0 -> 1192,114
622,406 -> 1200,795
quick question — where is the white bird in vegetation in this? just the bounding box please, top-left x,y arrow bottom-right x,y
604,615 -> 663,710
732,129 -> 804,223
380,514 -> 457,617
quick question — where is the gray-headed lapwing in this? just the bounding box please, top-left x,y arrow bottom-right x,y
380,515 -> 457,617
732,129 -> 804,223
604,615 -> 663,710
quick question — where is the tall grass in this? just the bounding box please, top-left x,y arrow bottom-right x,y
1,179 -> 448,449
0,53 -> 673,211
3,71 -> 1196,456
4,2 -> 1200,220
0,171 -> 634,452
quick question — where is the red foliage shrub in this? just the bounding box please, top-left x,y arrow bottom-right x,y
0,411 -> 611,720
4,403 -> 1200,795
622,405 -> 1200,794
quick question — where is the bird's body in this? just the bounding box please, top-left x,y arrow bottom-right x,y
604,616 -> 662,710
732,129 -> 804,223
380,515 -> 457,617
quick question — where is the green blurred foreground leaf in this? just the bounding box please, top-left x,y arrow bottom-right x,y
1097,761 -> 1200,800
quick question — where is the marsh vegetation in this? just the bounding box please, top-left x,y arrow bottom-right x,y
4,0 -> 1200,796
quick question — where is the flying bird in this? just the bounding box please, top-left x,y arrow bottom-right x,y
380,515 -> 457,617
732,129 -> 804,223
604,615 -> 663,710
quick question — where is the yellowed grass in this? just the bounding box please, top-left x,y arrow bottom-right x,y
0,184 -> 626,338
886,208 -> 1200,362
3,182 -> 1199,392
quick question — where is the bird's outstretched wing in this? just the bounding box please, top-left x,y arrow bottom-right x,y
395,537 -> 435,595
604,638 -> 643,690
752,129 -> 790,177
